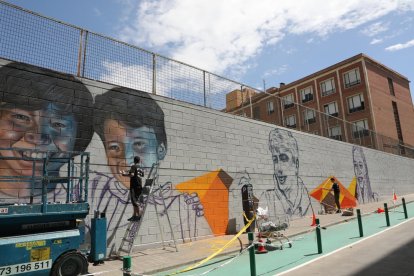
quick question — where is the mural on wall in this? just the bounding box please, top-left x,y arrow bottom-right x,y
5,60 -> 414,253
267,128 -> 311,220
0,62 -> 94,203
92,87 -> 207,249
176,169 -> 232,236
352,146 -> 377,203
92,87 -> 168,240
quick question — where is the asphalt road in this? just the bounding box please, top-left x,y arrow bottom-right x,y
280,217 -> 414,276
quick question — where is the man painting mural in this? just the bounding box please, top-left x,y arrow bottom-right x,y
268,128 -> 311,219
0,62 -> 94,203
93,87 -> 205,250
352,146 -> 375,203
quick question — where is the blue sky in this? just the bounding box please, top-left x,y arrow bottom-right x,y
6,0 -> 414,98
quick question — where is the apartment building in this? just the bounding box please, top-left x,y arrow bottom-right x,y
226,54 -> 414,155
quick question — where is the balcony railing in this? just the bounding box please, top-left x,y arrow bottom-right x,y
329,135 -> 342,141
321,88 -> 336,97
353,129 -> 370,138
345,79 -> 361,88
349,103 -> 365,113
304,118 -> 316,125
302,94 -> 314,103
284,103 -> 295,109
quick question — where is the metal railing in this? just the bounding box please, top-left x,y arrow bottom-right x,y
0,148 -> 90,204
1,0 -> 413,158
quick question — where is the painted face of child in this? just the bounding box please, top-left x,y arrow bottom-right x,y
0,103 -> 77,198
103,119 -> 165,188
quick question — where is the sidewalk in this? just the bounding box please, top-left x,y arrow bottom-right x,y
87,194 -> 414,276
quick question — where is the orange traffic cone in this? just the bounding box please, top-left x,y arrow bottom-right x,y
255,233 -> 268,254
310,214 -> 317,226
377,207 -> 384,213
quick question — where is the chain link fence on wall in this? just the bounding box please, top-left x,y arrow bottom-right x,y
1,0 -> 413,158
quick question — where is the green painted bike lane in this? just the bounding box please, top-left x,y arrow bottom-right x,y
162,202 -> 414,276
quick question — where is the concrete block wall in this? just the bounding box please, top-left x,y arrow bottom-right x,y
1,59 -> 414,256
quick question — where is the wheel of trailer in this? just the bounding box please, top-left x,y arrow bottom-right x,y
51,251 -> 88,276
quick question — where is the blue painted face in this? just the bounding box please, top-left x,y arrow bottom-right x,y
104,119 -> 165,188
0,103 -> 78,197
122,126 -> 160,168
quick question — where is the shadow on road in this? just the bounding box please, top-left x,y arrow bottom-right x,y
352,237 -> 414,275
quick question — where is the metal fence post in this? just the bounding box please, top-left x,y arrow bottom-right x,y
203,71 -> 206,107
248,232 -> 256,276
76,29 -> 84,77
152,54 -> 157,95
316,218 -> 322,254
357,209 -> 363,237
402,197 -> 408,219
123,256 -> 131,276
384,203 -> 390,227
81,30 -> 88,78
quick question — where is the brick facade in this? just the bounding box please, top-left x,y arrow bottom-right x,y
227,54 -> 414,154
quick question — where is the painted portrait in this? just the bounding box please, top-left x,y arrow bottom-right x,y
352,146 -> 376,203
268,128 -> 311,219
93,87 -> 206,251
0,62 -> 94,203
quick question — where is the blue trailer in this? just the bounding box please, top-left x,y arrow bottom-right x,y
0,149 -> 99,276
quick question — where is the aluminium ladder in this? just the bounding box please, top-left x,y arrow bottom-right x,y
116,162 -> 178,257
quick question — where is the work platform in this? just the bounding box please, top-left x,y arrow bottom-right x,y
0,148 -> 92,275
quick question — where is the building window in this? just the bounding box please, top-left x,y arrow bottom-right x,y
324,102 -> 339,117
343,68 -> 361,88
320,78 -> 336,97
328,125 -> 342,141
285,114 -> 296,128
392,101 -> 403,142
388,77 -> 395,96
282,94 -> 295,109
303,109 -> 316,125
352,119 -> 370,138
300,86 -> 314,103
253,107 -> 260,119
348,94 -> 365,113
266,101 -> 274,115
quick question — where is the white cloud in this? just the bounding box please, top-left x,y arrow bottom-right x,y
361,22 -> 389,37
370,38 -> 384,44
117,0 -> 414,76
306,38 -> 315,44
263,65 -> 288,78
385,39 -> 414,51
